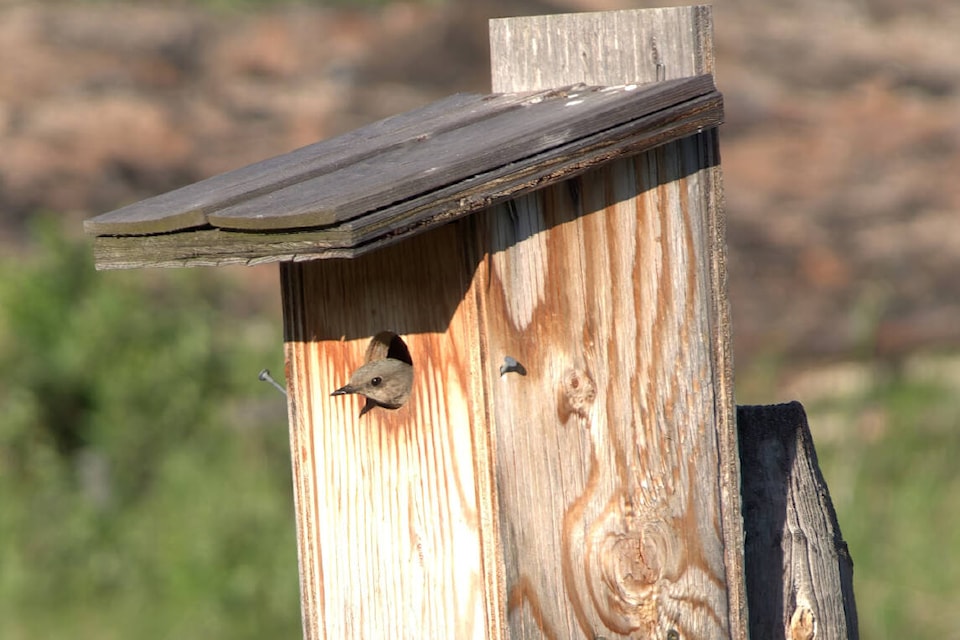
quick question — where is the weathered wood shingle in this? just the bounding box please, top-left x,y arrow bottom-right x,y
85,74 -> 722,269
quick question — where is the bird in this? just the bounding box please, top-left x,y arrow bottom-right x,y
331,358 -> 413,417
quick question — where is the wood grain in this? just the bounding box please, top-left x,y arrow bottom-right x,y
489,6 -> 714,92
738,403 -> 859,640
280,222 -> 502,640
207,78 -> 714,230
91,80 -> 722,269
84,92 -> 509,235
472,145 -> 730,640
85,80 -> 713,238
484,6 -> 745,639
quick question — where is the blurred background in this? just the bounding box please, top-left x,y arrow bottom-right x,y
1,0 -> 958,637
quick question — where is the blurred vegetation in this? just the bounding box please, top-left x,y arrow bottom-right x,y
2,220 -> 958,639
0,218 -> 299,639
741,355 -> 960,640
810,372 -> 960,640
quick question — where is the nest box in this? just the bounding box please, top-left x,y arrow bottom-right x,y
85,6 -> 747,640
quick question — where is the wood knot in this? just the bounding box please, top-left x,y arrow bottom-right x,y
582,517 -> 679,635
789,605 -> 816,640
557,367 -> 596,422
603,521 -> 672,596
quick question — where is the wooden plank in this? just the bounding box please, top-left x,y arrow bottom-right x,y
85,76 -> 715,241
83,91 -> 537,236
92,86 -> 722,269
481,6 -> 746,639
337,88 -> 721,247
206,76 -> 714,230
490,6 -> 714,91
472,141 -> 734,640
280,222 -> 501,639
738,403 -> 859,640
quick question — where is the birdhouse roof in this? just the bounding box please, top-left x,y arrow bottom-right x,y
84,74 -> 721,269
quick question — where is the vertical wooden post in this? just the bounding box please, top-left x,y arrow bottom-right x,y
481,6 -> 746,639
739,403 -> 859,640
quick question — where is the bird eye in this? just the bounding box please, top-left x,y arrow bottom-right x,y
371,376 -> 382,387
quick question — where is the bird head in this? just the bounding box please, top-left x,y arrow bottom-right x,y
331,357 -> 413,417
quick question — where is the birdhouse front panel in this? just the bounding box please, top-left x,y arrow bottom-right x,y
280,221 -> 501,639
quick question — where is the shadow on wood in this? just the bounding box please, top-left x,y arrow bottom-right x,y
738,402 -> 860,640
282,137 -> 718,341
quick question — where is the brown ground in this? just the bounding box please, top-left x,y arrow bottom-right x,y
2,0 -> 958,371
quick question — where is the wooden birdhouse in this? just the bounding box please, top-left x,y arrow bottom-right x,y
87,6 -> 861,640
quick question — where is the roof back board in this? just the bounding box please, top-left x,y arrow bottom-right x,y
84,74 -> 722,268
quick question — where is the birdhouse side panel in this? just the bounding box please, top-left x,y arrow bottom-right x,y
474,137 -> 732,639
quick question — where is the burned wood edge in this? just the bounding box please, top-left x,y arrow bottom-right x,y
737,401 -> 860,640
90,90 -> 722,269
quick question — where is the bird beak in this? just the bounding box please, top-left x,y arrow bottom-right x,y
332,386 -> 378,419
358,398 -> 378,418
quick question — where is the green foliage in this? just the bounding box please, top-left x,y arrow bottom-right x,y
6,219 -> 959,639
803,365 -> 960,640
0,218 -> 299,638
